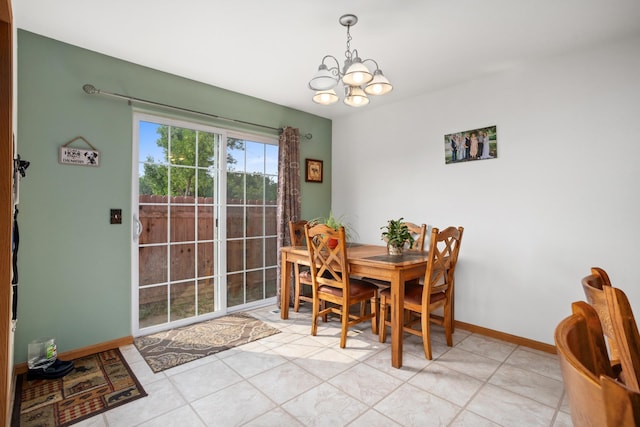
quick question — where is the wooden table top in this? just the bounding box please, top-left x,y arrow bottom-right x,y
281,243 -> 429,266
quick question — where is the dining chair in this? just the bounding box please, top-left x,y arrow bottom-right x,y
379,225 -> 463,359
404,222 -> 427,252
604,285 -> 640,392
555,301 -> 615,427
582,267 -> 620,370
288,220 -> 313,312
304,223 -> 379,348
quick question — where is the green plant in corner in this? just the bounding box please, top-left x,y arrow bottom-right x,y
380,218 -> 414,255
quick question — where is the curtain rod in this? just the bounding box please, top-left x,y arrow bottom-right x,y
81,84 -> 312,140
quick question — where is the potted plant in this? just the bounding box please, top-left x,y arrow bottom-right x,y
380,218 -> 414,256
311,211 -> 353,248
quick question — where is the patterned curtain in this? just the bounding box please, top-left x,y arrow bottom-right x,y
276,127 -> 302,307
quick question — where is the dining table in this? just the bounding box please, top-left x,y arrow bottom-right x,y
279,244 -> 430,368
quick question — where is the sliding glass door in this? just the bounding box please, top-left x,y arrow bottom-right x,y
132,113 -> 278,335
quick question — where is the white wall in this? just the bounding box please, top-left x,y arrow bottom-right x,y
332,36 -> 640,345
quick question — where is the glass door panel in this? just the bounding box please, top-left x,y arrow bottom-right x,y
135,115 -> 222,333
225,136 -> 278,308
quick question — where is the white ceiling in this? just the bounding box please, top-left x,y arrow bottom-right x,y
13,0 -> 640,120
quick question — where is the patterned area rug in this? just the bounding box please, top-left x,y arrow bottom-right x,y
12,348 -> 147,427
134,312 -> 281,373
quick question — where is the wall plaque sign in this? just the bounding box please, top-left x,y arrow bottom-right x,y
59,136 -> 100,167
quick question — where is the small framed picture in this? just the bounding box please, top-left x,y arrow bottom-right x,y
305,158 -> 323,183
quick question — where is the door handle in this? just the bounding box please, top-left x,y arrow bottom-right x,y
134,214 -> 143,238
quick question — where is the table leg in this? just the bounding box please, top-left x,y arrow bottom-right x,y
280,252 -> 291,319
391,271 -> 404,368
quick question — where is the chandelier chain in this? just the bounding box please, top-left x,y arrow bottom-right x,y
344,25 -> 353,62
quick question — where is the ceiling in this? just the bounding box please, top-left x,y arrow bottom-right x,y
13,0 -> 640,120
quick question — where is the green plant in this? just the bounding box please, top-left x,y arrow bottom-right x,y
311,211 -> 355,241
324,211 -> 345,230
380,218 -> 415,249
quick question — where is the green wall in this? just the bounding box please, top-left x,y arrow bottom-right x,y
15,30 -> 331,363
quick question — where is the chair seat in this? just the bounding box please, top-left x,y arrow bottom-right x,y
319,279 -> 378,299
380,284 -> 446,305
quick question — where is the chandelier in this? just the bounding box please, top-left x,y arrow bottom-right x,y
308,14 -> 393,107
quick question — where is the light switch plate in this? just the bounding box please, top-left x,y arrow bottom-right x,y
110,209 -> 122,224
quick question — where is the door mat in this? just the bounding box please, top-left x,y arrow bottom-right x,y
134,312 -> 281,373
12,348 -> 147,427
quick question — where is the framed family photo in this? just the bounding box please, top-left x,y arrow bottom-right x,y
444,125 -> 497,164
305,158 -> 323,183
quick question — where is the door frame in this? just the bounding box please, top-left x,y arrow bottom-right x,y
1,0 -> 13,423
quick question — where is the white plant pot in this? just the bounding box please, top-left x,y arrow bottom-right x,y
388,245 -> 403,256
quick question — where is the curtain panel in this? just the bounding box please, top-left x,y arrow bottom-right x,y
276,127 -> 301,307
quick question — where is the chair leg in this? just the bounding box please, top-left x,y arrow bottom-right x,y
444,300 -> 453,347
311,297 -> 319,336
321,300 -> 328,323
294,279 -> 301,312
370,296 -> 378,335
379,296 -> 388,343
450,282 -> 456,333
421,311 -> 433,360
340,304 -> 349,348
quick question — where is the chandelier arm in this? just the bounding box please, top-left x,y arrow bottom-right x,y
362,58 -> 380,71
321,55 -> 343,78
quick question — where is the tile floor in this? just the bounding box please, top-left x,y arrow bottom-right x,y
74,304 -> 573,426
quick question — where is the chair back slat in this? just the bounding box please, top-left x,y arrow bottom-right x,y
604,286 -> 640,392
582,270 -> 619,362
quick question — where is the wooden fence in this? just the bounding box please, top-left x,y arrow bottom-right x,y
137,195 -> 277,312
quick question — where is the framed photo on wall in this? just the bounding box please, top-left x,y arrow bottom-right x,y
444,125 -> 497,164
305,158 -> 323,183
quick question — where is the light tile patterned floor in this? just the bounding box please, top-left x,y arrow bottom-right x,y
73,304 -> 573,426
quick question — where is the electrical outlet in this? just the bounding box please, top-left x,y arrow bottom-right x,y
110,209 -> 122,224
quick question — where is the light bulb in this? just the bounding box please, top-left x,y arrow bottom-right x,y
313,89 -> 338,105
343,86 -> 369,107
